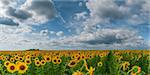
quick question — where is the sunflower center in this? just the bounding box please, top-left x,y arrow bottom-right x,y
47,58 -> 50,60
6,63 -> 9,65
27,60 -> 30,63
20,65 -> 25,70
77,57 -> 80,60
10,66 -> 15,70
54,60 -> 57,62
37,62 -> 39,64
71,62 -> 75,65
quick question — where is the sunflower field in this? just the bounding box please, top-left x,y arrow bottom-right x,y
0,50 -> 149,75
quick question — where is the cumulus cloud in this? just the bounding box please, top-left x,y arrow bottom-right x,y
84,0 -> 149,27
56,31 -> 64,36
0,0 -> 56,26
0,17 -> 19,26
36,28 -> 146,50
7,7 -> 32,20
20,0 -> 56,24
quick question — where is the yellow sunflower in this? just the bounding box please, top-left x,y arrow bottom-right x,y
17,62 -> 28,74
14,55 -> 20,61
25,55 -> 31,59
97,61 -> 103,67
34,60 -> 41,67
4,61 -> 11,67
0,56 -> 3,60
7,63 -> 17,73
56,59 -> 62,64
40,60 -> 46,66
24,59 -> 32,65
68,59 -> 78,67
33,57 -> 39,61
10,58 -> 15,62
72,70 -> 83,75
44,55 -> 51,62
4,56 -> 10,60
19,57 -> 24,61
52,57 -> 57,64
122,62 -> 130,71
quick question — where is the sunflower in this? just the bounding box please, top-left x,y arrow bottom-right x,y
0,56 -> 3,60
34,60 -> 41,67
7,63 -> 17,73
52,57 -> 57,64
122,62 -> 130,71
72,70 -> 83,75
68,59 -> 78,67
4,61 -> 11,67
44,56 -> 51,62
80,54 -> 85,60
97,61 -> 103,67
10,58 -> 15,62
40,60 -> 46,66
16,61 -> 22,65
88,67 -> 95,75
24,59 -> 31,65
34,57 -> 39,61
17,62 -> 28,74
4,56 -> 10,60
19,57 -> 24,61
25,55 -> 31,59
98,53 -> 105,58
56,59 -> 62,64
14,55 -> 20,61
71,54 -> 76,59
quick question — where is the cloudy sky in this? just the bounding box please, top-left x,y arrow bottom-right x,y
0,0 -> 149,50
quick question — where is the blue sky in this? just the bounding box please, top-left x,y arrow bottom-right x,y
0,0 -> 149,50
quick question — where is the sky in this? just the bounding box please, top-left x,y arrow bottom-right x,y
0,0 -> 149,50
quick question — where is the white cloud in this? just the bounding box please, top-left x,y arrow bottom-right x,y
49,31 -> 55,35
19,0 -> 56,24
0,0 -> 56,26
56,31 -> 64,36
40,29 -> 49,36
74,12 -> 88,20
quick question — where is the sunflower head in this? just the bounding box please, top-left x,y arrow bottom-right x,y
0,56 -> 3,60
19,57 -> 24,61
68,59 -> 78,68
122,62 -> 130,71
7,63 -> 17,73
88,67 -> 95,75
4,56 -> 10,60
17,62 -> 28,74
57,59 -> 62,64
14,55 -> 20,60
10,58 -> 15,62
44,56 -> 51,62
97,61 -> 103,67
25,55 -> 31,59
4,61 -> 10,67
40,60 -> 46,66
25,59 -> 32,65
35,60 -> 41,67
72,70 -> 83,75
34,57 -> 39,61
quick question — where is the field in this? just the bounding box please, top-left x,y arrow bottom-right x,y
0,50 -> 149,75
